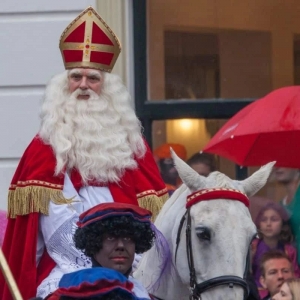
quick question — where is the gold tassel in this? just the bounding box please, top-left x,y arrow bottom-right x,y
8,186 -> 74,218
138,193 -> 169,221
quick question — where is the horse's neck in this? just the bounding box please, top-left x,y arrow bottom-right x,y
155,184 -> 189,229
136,246 -> 188,299
151,270 -> 188,300
135,185 -> 191,299
155,184 -> 189,255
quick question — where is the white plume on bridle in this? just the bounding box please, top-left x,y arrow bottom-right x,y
39,70 -> 146,184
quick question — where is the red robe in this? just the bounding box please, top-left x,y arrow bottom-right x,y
0,136 -> 168,300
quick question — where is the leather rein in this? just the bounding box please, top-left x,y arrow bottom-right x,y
174,188 -> 251,300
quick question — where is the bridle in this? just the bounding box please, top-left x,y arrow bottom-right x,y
174,188 -> 251,300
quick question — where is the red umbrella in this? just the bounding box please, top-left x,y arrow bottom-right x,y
203,86 -> 300,168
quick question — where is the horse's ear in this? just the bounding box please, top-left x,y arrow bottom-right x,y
238,161 -> 276,197
171,148 -> 206,192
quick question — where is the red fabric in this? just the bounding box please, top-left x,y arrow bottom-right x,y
203,86 -> 300,168
154,143 -> 187,160
0,213 -> 55,300
92,22 -> 113,45
0,136 -> 167,300
0,210 -> 7,247
64,21 -> 85,43
63,50 -> 84,63
9,136 -> 64,191
90,51 -> 114,66
37,251 -> 56,287
45,294 -> 60,300
186,189 -> 249,208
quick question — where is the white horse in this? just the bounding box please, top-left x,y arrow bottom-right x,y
135,150 -> 275,300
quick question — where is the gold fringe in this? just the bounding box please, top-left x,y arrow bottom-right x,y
138,193 -> 169,221
8,186 -> 75,218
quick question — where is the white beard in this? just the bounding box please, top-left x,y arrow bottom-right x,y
39,71 -> 146,184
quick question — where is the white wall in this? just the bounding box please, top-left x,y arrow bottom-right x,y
0,0 -> 96,210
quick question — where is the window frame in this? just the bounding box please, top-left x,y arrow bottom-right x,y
132,0 -> 251,179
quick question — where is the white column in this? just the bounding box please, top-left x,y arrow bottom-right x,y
96,0 -> 134,98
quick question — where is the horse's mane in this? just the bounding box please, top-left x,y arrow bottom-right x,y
135,187 -> 190,292
146,225 -> 175,292
203,171 -> 243,190
155,184 -> 189,226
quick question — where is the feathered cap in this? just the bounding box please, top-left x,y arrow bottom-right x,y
77,202 -> 152,228
59,6 -> 121,72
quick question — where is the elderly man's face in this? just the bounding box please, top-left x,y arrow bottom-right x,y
94,234 -> 135,275
260,258 -> 294,296
68,68 -> 103,100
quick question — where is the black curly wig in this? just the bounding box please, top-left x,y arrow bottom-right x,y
74,215 -> 155,258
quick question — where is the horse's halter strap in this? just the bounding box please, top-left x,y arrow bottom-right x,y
186,188 -> 249,208
175,188 -> 250,300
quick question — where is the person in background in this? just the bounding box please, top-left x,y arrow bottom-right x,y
274,168 -> 300,267
252,202 -> 299,290
0,210 -> 7,247
44,268 -> 145,300
274,168 -> 300,206
186,152 -> 217,176
259,250 -> 295,300
153,143 -> 187,195
0,7 -> 167,300
272,278 -> 300,300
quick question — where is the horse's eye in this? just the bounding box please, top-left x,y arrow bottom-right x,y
196,226 -> 211,241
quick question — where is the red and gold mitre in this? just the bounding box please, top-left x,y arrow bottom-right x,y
59,6 -> 121,72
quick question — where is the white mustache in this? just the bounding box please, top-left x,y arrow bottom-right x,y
72,89 -> 92,97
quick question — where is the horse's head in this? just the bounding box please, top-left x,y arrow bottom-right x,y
170,149 -> 275,300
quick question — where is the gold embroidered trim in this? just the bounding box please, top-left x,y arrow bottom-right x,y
186,187 -> 247,203
138,192 -> 169,221
136,187 -> 168,198
10,180 -> 63,189
8,186 -> 74,218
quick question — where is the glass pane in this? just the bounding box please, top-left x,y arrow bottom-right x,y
151,119 -> 286,205
146,0 -> 299,102
165,32 -> 220,99
294,35 -> 300,84
152,118 -> 235,176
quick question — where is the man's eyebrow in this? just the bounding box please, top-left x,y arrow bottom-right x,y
69,70 -> 82,76
87,71 -> 101,78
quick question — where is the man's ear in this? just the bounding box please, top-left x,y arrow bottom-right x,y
259,275 -> 267,289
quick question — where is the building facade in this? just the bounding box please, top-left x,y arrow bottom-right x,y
1,0 -> 299,209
